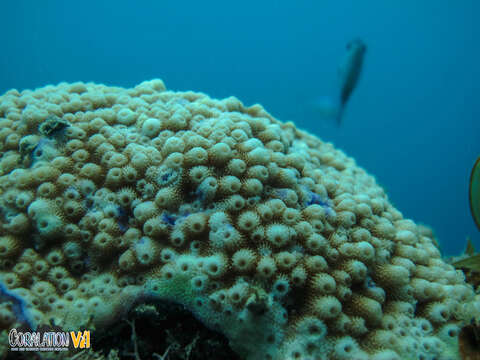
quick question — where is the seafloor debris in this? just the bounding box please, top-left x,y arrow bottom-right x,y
38,115 -> 70,138
458,317 -> 480,360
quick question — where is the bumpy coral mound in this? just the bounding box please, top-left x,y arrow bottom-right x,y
0,80 -> 478,359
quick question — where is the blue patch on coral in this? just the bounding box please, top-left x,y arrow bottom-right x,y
82,255 -> 92,270
194,188 -> 205,202
65,186 -> 81,199
305,191 -> 327,207
31,138 -> 48,159
161,212 -> 176,226
157,166 -> 180,187
0,282 -> 36,330
116,206 -> 130,233
161,172 -> 172,182
160,210 -> 193,227
366,276 -> 377,289
272,188 -> 289,201
29,138 -> 57,165
303,188 -> 334,217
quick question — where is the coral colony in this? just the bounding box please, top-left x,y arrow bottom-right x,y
0,79 -> 479,359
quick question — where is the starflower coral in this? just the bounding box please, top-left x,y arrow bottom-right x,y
0,80 -> 478,360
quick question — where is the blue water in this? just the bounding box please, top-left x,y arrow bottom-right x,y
0,1 -> 478,256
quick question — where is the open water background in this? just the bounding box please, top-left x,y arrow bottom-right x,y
0,0 -> 478,255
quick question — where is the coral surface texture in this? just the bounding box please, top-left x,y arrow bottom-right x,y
0,80 -> 478,360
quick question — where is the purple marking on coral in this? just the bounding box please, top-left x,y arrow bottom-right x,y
161,172 -> 172,182
0,282 -> 36,330
31,138 -> 49,159
366,276 -> 376,288
324,206 -> 335,218
195,188 -> 205,201
66,186 -> 80,197
304,190 -> 334,218
83,256 -> 92,269
118,222 -> 128,233
275,189 -> 288,199
116,206 -> 130,233
305,192 -> 327,207
161,213 -> 176,226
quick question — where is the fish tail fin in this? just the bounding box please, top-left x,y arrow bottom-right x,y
312,96 -> 342,124
335,105 -> 345,126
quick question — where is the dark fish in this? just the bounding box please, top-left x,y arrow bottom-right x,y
452,253 -> 480,272
470,156 -> 480,230
336,38 -> 367,124
313,38 -> 367,125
